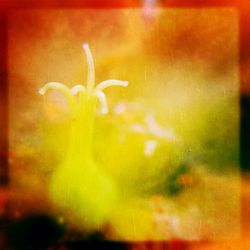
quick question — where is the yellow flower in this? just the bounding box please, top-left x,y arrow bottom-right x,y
39,43 -> 128,229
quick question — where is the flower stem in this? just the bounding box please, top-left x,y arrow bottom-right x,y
69,96 -> 96,160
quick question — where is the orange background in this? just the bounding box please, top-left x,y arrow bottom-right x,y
1,0 -> 250,249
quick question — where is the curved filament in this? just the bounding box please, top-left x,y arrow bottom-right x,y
39,82 -> 77,114
95,91 -> 108,114
71,84 -> 86,95
95,80 -> 128,92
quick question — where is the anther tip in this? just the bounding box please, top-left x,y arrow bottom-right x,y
101,105 -> 109,114
82,43 -> 89,50
38,88 -> 45,95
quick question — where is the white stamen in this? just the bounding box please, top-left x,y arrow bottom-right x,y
38,82 -> 76,113
71,85 -> 86,95
95,80 -> 128,92
144,139 -> 158,157
82,43 -> 95,91
38,88 -> 45,95
39,82 -> 71,96
145,114 -> 176,141
95,91 -> 108,114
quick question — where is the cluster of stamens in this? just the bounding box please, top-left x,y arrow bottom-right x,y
39,43 -> 128,115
